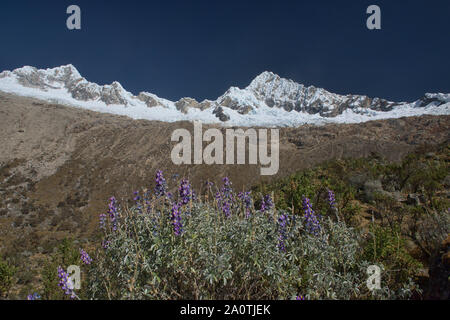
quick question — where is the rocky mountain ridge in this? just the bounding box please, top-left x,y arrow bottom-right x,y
0,64 -> 449,126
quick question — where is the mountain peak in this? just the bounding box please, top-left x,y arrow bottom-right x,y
246,71 -> 305,98
248,71 -> 279,88
12,64 -> 82,80
58,64 -> 82,77
255,70 -> 277,79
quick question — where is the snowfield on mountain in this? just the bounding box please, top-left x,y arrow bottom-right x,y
0,64 -> 449,127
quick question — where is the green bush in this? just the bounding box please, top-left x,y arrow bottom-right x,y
363,224 -> 422,293
0,256 -> 16,298
41,238 -> 81,300
28,142 -> 450,300
84,178 -> 415,300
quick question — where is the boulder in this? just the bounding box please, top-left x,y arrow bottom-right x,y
410,194 -> 420,205
363,179 -> 384,202
406,193 -> 425,206
348,173 -> 368,190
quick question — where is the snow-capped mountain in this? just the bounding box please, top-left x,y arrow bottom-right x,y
0,64 -> 448,127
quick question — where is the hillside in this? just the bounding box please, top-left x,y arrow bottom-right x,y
0,91 -> 449,298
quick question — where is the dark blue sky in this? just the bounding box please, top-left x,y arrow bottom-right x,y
1,0 -> 449,102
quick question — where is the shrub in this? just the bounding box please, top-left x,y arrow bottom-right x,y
415,209 -> 450,258
83,172 -> 416,300
363,224 -> 422,294
0,256 -> 16,298
41,238 -> 81,300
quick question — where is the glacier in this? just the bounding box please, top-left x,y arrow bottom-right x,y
0,64 -> 448,127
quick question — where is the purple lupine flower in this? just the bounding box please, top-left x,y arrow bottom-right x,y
238,191 -> 253,218
178,179 -> 193,205
302,196 -> 321,236
108,196 -> 119,231
170,202 -> 183,236
216,177 -> 234,217
80,249 -> 93,265
101,240 -> 110,249
296,295 -> 305,300
99,212 -> 107,230
277,214 -> 288,252
222,198 -> 232,217
154,170 -> 167,197
260,194 -> 274,212
205,181 -> 214,188
27,293 -> 41,300
222,177 -> 232,194
57,266 -> 76,299
216,191 -> 232,218
133,191 -> 143,214
327,189 -> 336,209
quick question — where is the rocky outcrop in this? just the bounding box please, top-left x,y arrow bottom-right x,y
99,82 -> 130,105
198,100 -> 213,110
218,94 -> 253,115
244,71 -> 396,116
213,106 -> 230,121
137,92 -> 160,108
415,93 -> 450,108
175,97 -> 199,113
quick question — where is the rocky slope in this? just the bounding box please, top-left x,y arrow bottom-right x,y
0,91 -> 449,245
0,91 -> 449,298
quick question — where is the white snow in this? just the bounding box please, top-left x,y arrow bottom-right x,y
0,64 -> 448,127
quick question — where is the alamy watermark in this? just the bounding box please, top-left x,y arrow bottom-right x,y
66,5 -> 81,30
366,265 -> 381,291
65,5 -> 380,31
366,5 -> 381,30
67,265 -> 81,290
171,121 -> 279,176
